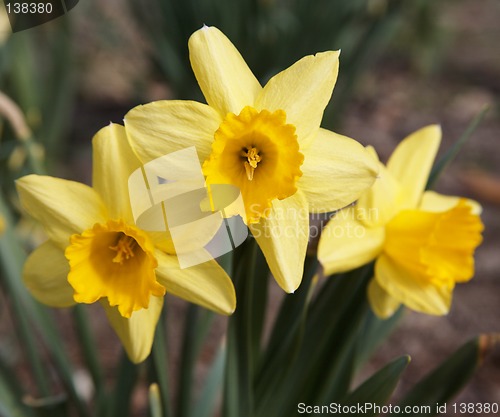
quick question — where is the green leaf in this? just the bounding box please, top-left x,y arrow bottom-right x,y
342,355 -> 410,416
107,352 -> 139,417
0,360 -> 36,417
72,305 -> 106,414
0,195 -> 90,417
248,244 -> 269,371
256,255 -> 317,385
255,266 -> 372,417
0,195 -> 51,397
427,106 -> 489,189
254,255 -> 318,412
354,307 -> 404,369
177,305 -> 215,417
306,267 -> 374,406
192,343 -> 226,417
393,335 -> 492,416
222,238 -> 259,417
150,310 -> 172,417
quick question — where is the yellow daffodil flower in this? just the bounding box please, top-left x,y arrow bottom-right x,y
318,125 -> 484,318
0,214 -> 5,235
16,124 -> 236,363
124,26 -> 378,293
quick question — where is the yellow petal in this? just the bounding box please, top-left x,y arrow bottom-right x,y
356,153 -> 400,227
419,190 -> 482,215
375,254 -> 452,315
101,296 -> 163,364
299,129 -> 379,213
124,100 -> 221,165
249,191 -> 309,293
256,51 -> 340,146
188,26 -> 262,116
155,251 -> 236,315
92,124 -> 142,223
318,207 -> 385,276
23,241 -> 75,307
367,278 -> 401,319
16,175 -> 107,249
386,125 -> 441,209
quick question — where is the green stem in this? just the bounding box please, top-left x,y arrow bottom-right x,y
150,309 -> 171,417
72,305 -> 106,414
107,351 -> 139,417
223,237 -> 258,417
177,304 -> 215,417
177,305 -> 199,417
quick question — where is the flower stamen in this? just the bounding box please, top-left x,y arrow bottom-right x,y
241,146 -> 262,181
203,106 -> 303,224
110,234 -> 137,264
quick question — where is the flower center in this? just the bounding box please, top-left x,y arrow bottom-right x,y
241,146 -> 262,180
110,234 -> 137,264
203,106 -> 304,224
384,200 -> 483,286
65,219 -> 165,318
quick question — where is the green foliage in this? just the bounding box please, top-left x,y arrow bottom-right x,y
0,17 -> 76,177
343,355 -> 410,416
393,337 -> 486,417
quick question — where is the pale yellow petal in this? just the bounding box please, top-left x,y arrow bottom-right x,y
102,296 -> 163,364
367,278 -> 401,319
386,125 -> 441,210
249,191 -> 309,293
256,51 -> 339,146
375,254 -> 452,315
318,207 -> 385,276
419,190 -> 482,215
299,129 -> 379,213
93,124 -> 142,223
124,100 -> 221,165
155,251 -> 236,315
23,241 -> 75,307
365,145 -> 378,160
188,26 -> 262,116
16,175 -> 107,249
356,155 -> 400,227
